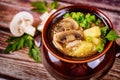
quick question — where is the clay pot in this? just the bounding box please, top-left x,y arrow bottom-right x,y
40,5 -> 115,80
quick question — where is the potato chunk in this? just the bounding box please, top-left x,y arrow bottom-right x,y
92,37 -> 102,45
84,26 -> 101,38
71,41 -> 97,57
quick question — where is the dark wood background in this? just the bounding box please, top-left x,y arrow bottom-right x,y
0,0 -> 120,80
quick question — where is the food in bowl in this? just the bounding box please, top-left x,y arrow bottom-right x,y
42,5 -> 119,80
50,12 -> 109,57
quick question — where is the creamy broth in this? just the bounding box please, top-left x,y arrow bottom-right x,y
50,12 -> 107,57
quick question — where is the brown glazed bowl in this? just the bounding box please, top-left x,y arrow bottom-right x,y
41,5 -> 115,80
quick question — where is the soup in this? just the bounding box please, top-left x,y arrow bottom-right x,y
50,12 -> 108,57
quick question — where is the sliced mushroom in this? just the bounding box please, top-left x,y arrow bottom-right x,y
53,30 -> 84,50
10,11 -> 35,36
54,18 -> 80,33
66,40 -> 81,48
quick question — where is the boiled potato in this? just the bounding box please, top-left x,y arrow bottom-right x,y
92,37 -> 102,45
84,26 -> 101,38
92,37 -> 105,52
71,41 -> 97,57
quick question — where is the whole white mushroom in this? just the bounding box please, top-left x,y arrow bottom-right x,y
10,11 -> 36,36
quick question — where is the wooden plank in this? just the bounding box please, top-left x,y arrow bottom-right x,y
0,30 -> 34,62
0,57 -> 55,80
104,58 -> 120,80
0,54 -> 120,80
59,0 -> 120,12
0,2 -> 41,28
1,0 -> 120,47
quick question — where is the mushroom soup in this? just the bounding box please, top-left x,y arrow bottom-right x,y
50,12 -> 108,57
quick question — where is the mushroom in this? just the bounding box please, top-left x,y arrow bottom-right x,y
66,40 -> 81,48
54,18 -> 80,33
53,30 -> 84,50
37,9 -> 57,32
10,11 -> 35,36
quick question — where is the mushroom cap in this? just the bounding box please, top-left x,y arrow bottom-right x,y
54,30 -> 83,42
10,11 -> 34,36
53,30 -> 84,50
54,18 -> 80,33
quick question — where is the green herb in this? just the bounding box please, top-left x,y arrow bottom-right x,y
86,36 -> 93,42
96,38 -> 106,52
64,12 -> 97,29
5,34 -> 41,62
90,15 -> 96,21
31,0 -> 58,13
29,45 -> 41,62
71,12 -> 77,19
95,19 -> 101,25
105,30 -> 119,41
80,20 -> 90,29
96,43 -> 105,52
97,30 -> 119,52
64,12 -> 70,18
31,1 -> 48,13
85,13 -> 95,22
49,0 -> 59,10
100,26 -> 108,36
5,35 -> 27,53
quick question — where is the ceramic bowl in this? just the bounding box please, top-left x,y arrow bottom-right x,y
42,5 -> 113,63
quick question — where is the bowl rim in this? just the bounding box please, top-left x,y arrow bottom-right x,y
42,5 -> 114,63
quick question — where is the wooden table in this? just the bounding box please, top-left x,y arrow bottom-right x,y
0,0 -> 120,80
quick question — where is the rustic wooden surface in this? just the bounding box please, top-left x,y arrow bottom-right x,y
0,0 -> 120,80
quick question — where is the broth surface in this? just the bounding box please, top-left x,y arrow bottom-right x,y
50,12 -> 107,57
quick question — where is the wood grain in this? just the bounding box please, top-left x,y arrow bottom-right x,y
0,57 -> 55,80
59,0 -> 120,12
0,0 -> 120,80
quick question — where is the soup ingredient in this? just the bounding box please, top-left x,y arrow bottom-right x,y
100,26 -> 119,41
10,11 -> 35,36
84,26 -> 101,38
69,37 -> 104,57
64,12 -> 96,29
52,12 -> 120,57
84,26 -> 105,52
105,30 -> 119,41
92,37 -> 105,52
96,42 -> 105,52
54,18 -> 79,32
53,30 -> 83,50
5,34 -> 41,62
92,37 -> 103,46
52,18 -> 85,56
95,19 -> 101,26
71,41 -> 96,57
100,26 -> 108,36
